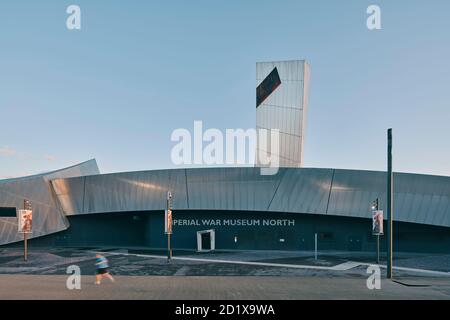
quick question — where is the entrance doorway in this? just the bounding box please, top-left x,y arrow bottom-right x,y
197,229 -> 215,252
201,232 -> 211,250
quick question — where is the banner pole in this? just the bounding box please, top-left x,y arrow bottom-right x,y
166,191 -> 173,262
24,232 -> 27,261
23,199 -> 28,262
376,234 -> 380,264
314,233 -> 317,260
168,233 -> 171,260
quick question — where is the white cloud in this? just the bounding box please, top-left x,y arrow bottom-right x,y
0,146 -> 16,157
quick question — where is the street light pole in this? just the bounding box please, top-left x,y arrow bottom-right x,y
387,129 -> 393,279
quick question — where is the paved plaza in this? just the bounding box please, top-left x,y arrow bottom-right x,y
0,247 -> 449,299
1,274 -> 450,300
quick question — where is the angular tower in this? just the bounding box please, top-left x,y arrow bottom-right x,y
256,60 -> 310,168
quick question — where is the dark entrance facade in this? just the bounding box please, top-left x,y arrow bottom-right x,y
17,210 -> 450,254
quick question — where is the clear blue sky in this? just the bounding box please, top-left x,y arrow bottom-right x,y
1,0 -> 449,178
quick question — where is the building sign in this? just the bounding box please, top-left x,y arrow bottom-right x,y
165,209 -> 173,234
18,209 -> 33,234
173,218 -> 295,227
372,210 -> 383,235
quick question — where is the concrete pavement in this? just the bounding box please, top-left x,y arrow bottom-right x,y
0,274 -> 449,300
1,248 -> 450,300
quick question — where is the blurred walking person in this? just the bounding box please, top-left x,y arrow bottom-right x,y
95,253 -> 115,285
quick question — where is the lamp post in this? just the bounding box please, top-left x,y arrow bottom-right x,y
387,129 -> 393,279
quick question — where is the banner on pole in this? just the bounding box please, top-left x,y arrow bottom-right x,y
165,209 -> 173,234
372,210 -> 383,235
18,209 -> 33,234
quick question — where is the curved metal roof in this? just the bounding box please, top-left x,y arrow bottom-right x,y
51,167 -> 450,227
1,162 -> 449,245
0,160 -> 99,245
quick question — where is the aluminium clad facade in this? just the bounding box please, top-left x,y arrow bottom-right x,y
0,163 -> 449,250
256,60 -> 310,168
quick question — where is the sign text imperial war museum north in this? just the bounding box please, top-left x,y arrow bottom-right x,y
173,218 -> 295,227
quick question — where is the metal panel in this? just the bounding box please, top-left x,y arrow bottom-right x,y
186,167 -> 283,212
0,159 -> 99,245
256,60 -> 310,168
328,169 -> 386,218
51,167 -> 450,228
51,176 -> 86,216
269,168 -> 332,214
3,162 -> 450,246
92,169 -> 187,213
328,169 -> 450,227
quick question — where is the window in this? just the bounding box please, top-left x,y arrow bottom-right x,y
0,207 -> 16,217
256,67 -> 281,107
